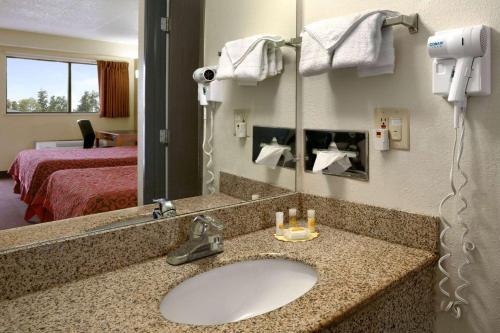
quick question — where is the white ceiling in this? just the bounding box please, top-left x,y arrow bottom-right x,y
0,0 -> 139,45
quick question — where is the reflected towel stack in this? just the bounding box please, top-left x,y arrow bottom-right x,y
217,34 -> 284,85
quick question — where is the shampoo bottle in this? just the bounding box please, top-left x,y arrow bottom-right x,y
276,212 -> 284,236
289,208 -> 297,228
307,209 -> 316,233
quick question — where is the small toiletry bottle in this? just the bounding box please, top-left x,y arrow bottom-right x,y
251,194 -> 260,200
307,209 -> 316,233
289,208 -> 297,227
276,212 -> 284,236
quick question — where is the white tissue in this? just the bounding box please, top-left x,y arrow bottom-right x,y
255,145 -> 287,169
282,149 -> 295,164
312,150 -> 351,174
326,155 -> 352,174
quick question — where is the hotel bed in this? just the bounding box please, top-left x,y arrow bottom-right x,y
8,146 -> 137,219
30,165 -> 137,222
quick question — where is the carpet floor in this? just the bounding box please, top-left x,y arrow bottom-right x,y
0,178 -> 32,230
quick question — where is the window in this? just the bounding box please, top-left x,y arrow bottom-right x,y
6,57 -> 99,113
71,63 -> 100,113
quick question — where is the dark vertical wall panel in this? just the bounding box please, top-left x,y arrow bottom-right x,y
144,0 -> 167,203
167,0 -> 203,199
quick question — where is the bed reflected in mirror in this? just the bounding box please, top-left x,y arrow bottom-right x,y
0,0 -> 297,251
0,0 -> 140,236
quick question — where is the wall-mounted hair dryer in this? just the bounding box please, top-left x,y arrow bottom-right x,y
428,25 -> 490,128
193,66 -> 217,106
428,25 -> 491,320
193,66 -> 221,195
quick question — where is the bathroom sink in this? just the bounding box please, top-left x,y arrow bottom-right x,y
160,259 -> 318,325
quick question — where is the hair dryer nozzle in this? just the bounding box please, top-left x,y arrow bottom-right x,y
193,67 -> 218,106
193,67 -> 217,84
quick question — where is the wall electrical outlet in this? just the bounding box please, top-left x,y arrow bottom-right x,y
233,109 -> 250,136
374,108 -> 410,150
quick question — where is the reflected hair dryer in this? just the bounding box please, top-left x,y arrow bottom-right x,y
193,67 -> 216,106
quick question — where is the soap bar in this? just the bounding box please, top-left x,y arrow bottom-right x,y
284,227 -> 309,240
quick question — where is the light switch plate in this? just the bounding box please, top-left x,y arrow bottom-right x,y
374,108 -> 410,150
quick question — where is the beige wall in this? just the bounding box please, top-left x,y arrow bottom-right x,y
0,29 -> 138,59
0,29 -> 137,170
204,0 -> 297,194
299,1 -> 500,332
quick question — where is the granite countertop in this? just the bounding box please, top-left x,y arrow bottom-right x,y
0,193 -> 244,251
0,225 -> 436,333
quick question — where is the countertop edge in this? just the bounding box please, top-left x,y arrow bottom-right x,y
314,251 -> 437,331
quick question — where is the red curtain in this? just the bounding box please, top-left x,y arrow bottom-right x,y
97,61 -> 130,118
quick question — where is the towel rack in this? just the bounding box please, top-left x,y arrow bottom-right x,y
217,13 -> 418,55
279,13 -> 419,48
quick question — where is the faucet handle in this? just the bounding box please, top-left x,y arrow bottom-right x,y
153,198 -> 176,219
191,215 -> 223,238
206,215 -> 223,231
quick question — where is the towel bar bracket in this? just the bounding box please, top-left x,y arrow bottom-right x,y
283,37 -> 302,48
383,13 -> 419,34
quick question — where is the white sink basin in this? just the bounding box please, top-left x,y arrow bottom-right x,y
160,259 -> 317,325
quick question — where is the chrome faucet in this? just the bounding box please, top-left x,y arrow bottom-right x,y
166,215 -> 224,265
153,199 -> 176,219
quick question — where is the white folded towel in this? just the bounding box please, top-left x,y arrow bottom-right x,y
216,34 -> 284,84
299,10 -> 398,77
358,27 -> 395,77
304,11 -> 384,52
330,12 -> 389,69
298,31 -> 331,77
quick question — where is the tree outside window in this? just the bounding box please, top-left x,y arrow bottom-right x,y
6,57 -> 100,114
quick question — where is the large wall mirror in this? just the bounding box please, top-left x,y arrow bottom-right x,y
203,0 -> 297,200
0,0 -> 297,250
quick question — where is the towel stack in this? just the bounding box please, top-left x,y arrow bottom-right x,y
299,10 -> 399,77
216,34 -> 284,85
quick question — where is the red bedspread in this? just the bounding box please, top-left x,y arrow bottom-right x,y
8,146 -> 137,209
31,165 -> 137,222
